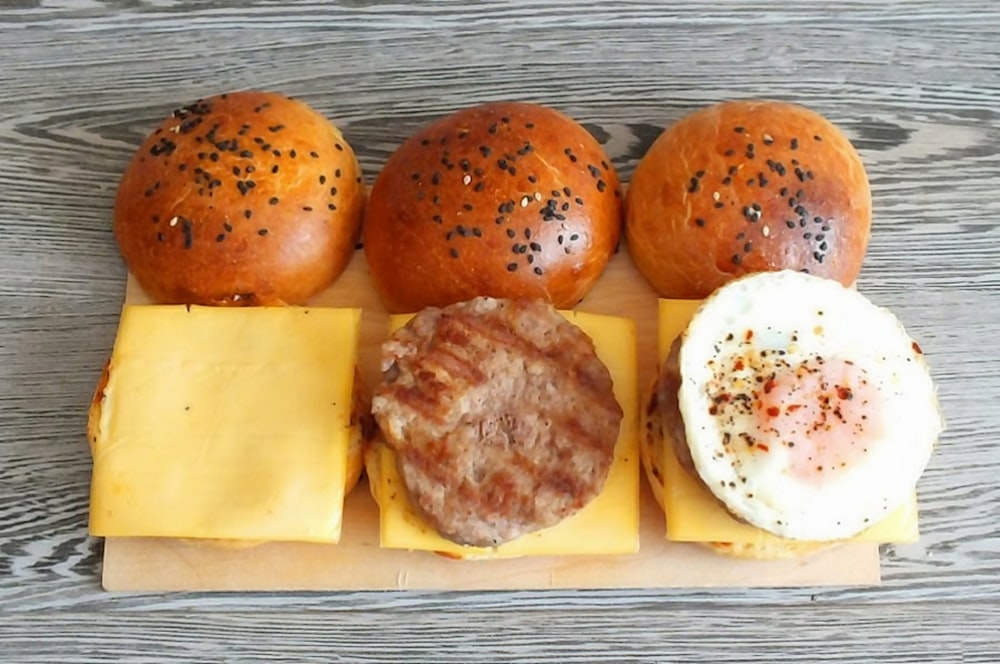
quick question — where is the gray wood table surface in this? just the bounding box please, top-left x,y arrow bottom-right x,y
2,1 -> 998,661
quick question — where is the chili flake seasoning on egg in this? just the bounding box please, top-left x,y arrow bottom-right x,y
363,102 -> 623,313
626,100 -> 872,299
644,270 -> 942,556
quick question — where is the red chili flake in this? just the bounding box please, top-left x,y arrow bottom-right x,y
763,378 -> 776,394
766,407 -> 780,417
733,359 -> 745,371
912,341 -> 923,354
757,443 -> 770,452
837,386 -> 854,400
786,404 -> 802,413
744,329 -> 754,341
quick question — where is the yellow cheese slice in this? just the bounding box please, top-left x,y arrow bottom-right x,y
368,309 -> 639,558
89,304 -> 361,544
657,299 -> 919,544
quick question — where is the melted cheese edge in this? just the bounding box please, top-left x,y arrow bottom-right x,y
89,304 -> 361,544
657,299 -> 919,544
368,309 -> 640,558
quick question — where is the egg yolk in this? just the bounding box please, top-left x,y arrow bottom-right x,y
758,356 -> 882,482
707,352 -> 883,484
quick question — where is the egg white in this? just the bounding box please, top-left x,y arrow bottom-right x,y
678,270 -> 942,541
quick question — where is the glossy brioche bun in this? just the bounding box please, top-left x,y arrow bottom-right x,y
639,377 -> 831,560
87,361 -> 371,549
363,102 -> 622,313
114,90 -> 365,305
626,100 -> 871,299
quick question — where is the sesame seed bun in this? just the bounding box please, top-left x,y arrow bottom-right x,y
363,102 -> 622,313
114,91 -> 365,305
626,100 -> 871,299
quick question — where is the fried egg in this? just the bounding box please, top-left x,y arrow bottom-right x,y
678,270 -> 942,541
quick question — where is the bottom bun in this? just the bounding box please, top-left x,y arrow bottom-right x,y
87,362 -> 371,550
640,378 -> 833,560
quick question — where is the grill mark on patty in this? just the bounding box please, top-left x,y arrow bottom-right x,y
373,297 -> 622,547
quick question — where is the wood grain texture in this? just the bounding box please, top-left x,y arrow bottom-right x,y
1,0 -> 998,658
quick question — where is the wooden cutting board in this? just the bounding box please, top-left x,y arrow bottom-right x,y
101,244 -> 882,591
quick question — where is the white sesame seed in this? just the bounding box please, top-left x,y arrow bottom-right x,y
168,216 -> 179,227
521,196 -> 530,207
762,226 -> 771,237
534,192 -> 542,201
463,174 -> 471,185
763,133 -> 773,143
713,191 -> 720,202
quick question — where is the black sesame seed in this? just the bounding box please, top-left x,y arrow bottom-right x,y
460,159 -> 470,172
506,228 -> 516,238
534,267 -> 543,275
588,165 -> 601,178
530,242 -> 542,252
268,124 -> 285,133
814,251 -> 825,262
570,234 -> 579,241
330,187 -> 338,196
724,149 -> 736,157
479,146 -> 491,157
734,126 -> 745,133
791,137 -> 799,150
695,218 -> 706,227
779,187 -> 789,196
527,254 -> 535,264
688,178 -> 700,193
507,263 -> 518,272
328,203 -> 337,211
156,232 -> 164,242
819,241 -> 828,251
732,254 -> 741,265
575,197 -> 584,205
271,165 -> 279,174
450,248 -> 459,258
786,220 -> 796,229
244,210 -> 252,220
528,174 -> 538,184
472,228 -> 482,237
216,234 -> 225,242
463,203 -> 473,212
269,197 -> 279,205
335,143 -> 344,151
310,151 -> 319,158
507,167 -> 517,176
814,135 -> 823,142
432,214 -> 443,223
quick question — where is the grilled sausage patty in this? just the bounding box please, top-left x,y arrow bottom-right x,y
371,297 -> 622,547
